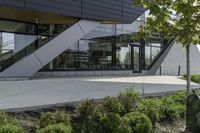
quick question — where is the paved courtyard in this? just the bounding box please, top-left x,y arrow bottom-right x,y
0,76 -> 199,111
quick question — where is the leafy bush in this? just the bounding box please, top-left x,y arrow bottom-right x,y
184,74 -> 200,84
160,97 -> 186,122
118,120 -> 132,133
191,75 -> 200,84
118,89 -> 142,114
103,97 -> 124,115
141,98 -> 161,128
101,113 -> 123,133
36,124 -> 72,133
73,100 -> 104,133
0,124 -> 25,133
169,92 -> 187,105
123,112 -> 153,133
0,112 -> 18,126
39,111 -> 71,128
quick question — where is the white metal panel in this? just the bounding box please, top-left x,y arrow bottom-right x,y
0,54 -> 42,78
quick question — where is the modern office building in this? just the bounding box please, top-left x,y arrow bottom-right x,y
0,0 -> 199,78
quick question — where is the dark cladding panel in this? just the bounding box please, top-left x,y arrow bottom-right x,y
122,0 -> 146,22
24,0 -> 82,16
0,0 -> 145,23
0,0 -> 24,8
82,0 -> 123,22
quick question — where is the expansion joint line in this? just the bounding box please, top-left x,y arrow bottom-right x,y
33,53 -> 44,67
77,21 -> 86,35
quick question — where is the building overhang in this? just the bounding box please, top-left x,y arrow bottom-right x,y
0,6 -> 78,24
0,0 -> 145,24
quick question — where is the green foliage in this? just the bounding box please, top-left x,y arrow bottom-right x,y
160,96 -> 186,122
191,75 -> 200,84
101,113 -> 135,133
103,96 -> 124,114
169,92 -> 187,105
135,0 -> 200,46
118,89 -> 142,114
74,99 -> 134,133
73,100 -> 104,133
0,112 -> 18,126
101,113 -> 123,133
39,111 -> 71,128
141,98 -> 162,128
36,124 -> 72,133
118,120 -> 132,133
184,74 -> 200,84
0,124 -> 25,133
123,112 -> 153,133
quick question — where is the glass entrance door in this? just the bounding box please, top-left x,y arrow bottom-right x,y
131,45 -> 141,73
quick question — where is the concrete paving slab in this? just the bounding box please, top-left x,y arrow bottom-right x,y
0,76 -> 199,111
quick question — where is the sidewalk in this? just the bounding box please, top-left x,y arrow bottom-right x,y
0,76 -> 199,111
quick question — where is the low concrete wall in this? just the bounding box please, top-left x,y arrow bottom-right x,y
33,70 -> 140,78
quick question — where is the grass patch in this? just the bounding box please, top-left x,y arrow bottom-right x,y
183,74 -> 200,84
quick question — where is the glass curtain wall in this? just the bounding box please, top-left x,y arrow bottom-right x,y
0,19 -> 75,71
43,19 -> 165,72
144,41 -> 163,68
51,39 -> 113,70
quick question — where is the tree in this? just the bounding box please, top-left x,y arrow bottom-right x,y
135,0 -> 200,94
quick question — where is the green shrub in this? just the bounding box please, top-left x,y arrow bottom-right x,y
103,97 -> 124,114
160,97 -> 186,122
169,92 -> 187,105
118,89 -> 142,114
39,111 -> 71,128
101,113 -> 122,133
141,98 -> 161,128
0,112 -> 18,126
73,100 -> 104,133
194,89 -> 200,95
36,124 -> 72,133
0,124 -> 25,133
123,112 -> 153,133
184,74 -> 200,84
118,120 -> 132,133
191,75 -> 200,84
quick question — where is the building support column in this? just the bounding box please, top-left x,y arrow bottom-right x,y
0,32 -> 2,54
112,24 -> 117,69
140,39 -> 146,69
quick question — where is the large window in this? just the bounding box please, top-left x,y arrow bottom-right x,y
50,39 -> 113,70
116,43 -> 131,70
41,22 -> 165,71
144,41 -> 163,68
0,19 -> 78,71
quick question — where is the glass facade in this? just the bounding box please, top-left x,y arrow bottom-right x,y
0,17 -> 168,73
44,31 -> 165,72
0,19 -> 78,71
144,41 -> 163,68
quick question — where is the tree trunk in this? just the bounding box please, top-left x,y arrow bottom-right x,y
186,45 -> 191,95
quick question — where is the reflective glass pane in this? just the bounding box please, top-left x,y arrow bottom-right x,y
145,46 -> 151,67
133,47 -> 140,72
116,44 -> 131,69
